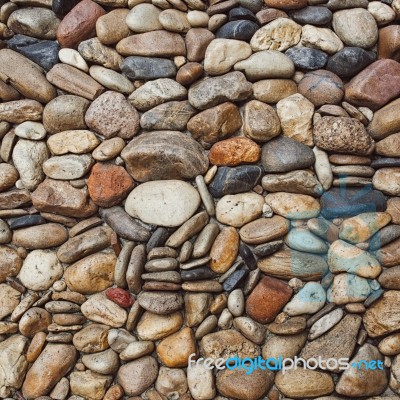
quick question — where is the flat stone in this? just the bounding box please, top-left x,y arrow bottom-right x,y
285,228 -> 329,253
138,292 -> 183,315
234,50 -> 295,81
116,31 -> 186,57
209,226 -> 239,274
345,59 -> 400,110
284,282 -> 326,316
64,252 -> 116,294
125,180 -> 200,227
261,135 -> 315,173
246,275 -> 292,323
137,311 -> 183,340
290,6 -> 332,25
188,71 -> 252,110
209,165 -> 262,197
121,131 -> 208,182
264,0 -> 307,8
327,46 -> 376,78
186,28 -> 215,62
13,223 -> 68,249
215,20 -> 259,41
240,216 -> 289,245
43,154 -> 93,180
0,189 -> 31,210
92,137 -> 125,161
301,25 -> 344,54
308,308 -> 344,340
327,273 -> 371,304
129,79 -> 186,111
258,249 -> 328,281
121,56 -> 176,80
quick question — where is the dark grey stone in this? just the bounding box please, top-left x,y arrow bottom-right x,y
371,158 -> 400,169
326,47 -> 376,78
121,57 -> 177,80
369,225 -> 400,251
9,215 -> 46,230
285,47 -> 328,70
146,227 -> 170,253
239,0 -> 263,13
290,6 -> 332,25
261,136 -> 315,173
208,165 -> 262,198
216,20 -> 259,41
229,7 -> 257,22
239,243 -> 257,270
320,187 -> 387,219
253,240 -> 284,257
223,268 -> 249,292
7,35 -> 59,70
181,267 -> 217,281
52,0 -> 81,15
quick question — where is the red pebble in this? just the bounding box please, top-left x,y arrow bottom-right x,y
105,288 -> 134,308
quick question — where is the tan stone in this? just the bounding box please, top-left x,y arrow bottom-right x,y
137,311 -> 183,341
301,25 -> 344,54
239,216 -> 289,245
96,8 -> 130,45
253,79 -> 297,104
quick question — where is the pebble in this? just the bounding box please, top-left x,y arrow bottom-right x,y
92,137 -> 125,161
266,192 -> 320,219
285,228 -> 328,253
284,282 -> 326,316
58,48 -> 89,72
215,20 -> 259,41
187,360 -> 216,399
286,47 -> 328,71
301,25 -> 344,54
253,78 -> 297,103
136,311 -> 182,341
327,273 -> 371,304
210,226 -> 239,274
126,4 -> 162,32
309,308 -> 344,340
186,28 -> 215,62
239,216 -> 289,245
121,56 -> 176,80
13,223 -> 68,249
155,367 -> 188,397
96,9 -> 130,45
290,6 -> 332,25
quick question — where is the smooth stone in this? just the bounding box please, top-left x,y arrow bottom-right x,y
137,311 -> 183,341
261,135 -> 315,173
369,98 -> 400,141
234,50 -> 295,81
176,62 -> 204,86
204,38 -> 251,75
187,361 -> 216,400
378,24 -> 400,61
117,356 -> 158,396
369,225 -> 400,251
229,6 -> 257,22
159,10 -> 191,32
15,121 -> 46,140
92,137 -> 125,161
121,131 -> 208,182
22,344 -> 77,399
138,292 -> 183,315
43,154 -> 93,180
184,292 -> 212,326
125,4 -> 162,32
0,219 -> 11,244
285,47 -> 328,70
0,284 -> 20,320
327,46 -> 375,78
12,139 -> 48,191
7,34 -> 59,70
300,25 -> 344,54
239,216 -> 289,245
0,164 -> 19,192
96,9 -> 130,45
13,223 -> 68,249
327,273 -> 371,304
309,308 -> 344,340
155,367 -> 188,398
63,252 -> 115,294
377,133 -> 400,157
69,370 -> 112,400
233,316 -> 265,344
145,258 -> 178,272
188,71 -> 252,110
140,101 -> 196,131
43,95 -> 89,134
53,0 -> 81,15
81,293 -> 127,327
379,333 -> 400,356
262,170 -> 323,197
284,282 -> 326,316
0,100 -> 43,124
331,165 -> 375,177
253,79 -> 297,104
128,78 -> 186,111
290,6 -> 332,25
187,10 -> 210,27
345,59 -> 400,110
120,341 -> 154,361
332,8 -> 378,49
262,332 -> 307,361
0,246 -> 22,283
253,240 -> 284,257
215,20 -> 259,41
209,165 -> 262,198
336,344 -> 387,397
19,307 -> 51,338
0,189 -> 31,210
209,227 -> 239,274
264,0 -> 307,8
373,167 -> 400,195
285,228 -> 329,253
258,249 -> 328,281
328,240 -> 381,278
18,250 -> 63,290
32,179 -> 97,218
376,237 -> 400,267
58,48 -> 89,72
186,28 -> 215,62
246,276 -> 292,323
116,31 -> 185,57
200,329 -> 260,360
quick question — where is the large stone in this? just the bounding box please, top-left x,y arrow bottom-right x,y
0,246 -> 22,283
121,131 -> 208,182
313,116 -> 375,155
69,370 -> 112,400
188,71 -> 252,110
301,25 -> 344,54
125,180 -> 200,227
43,154 -> 93,180
327,273 -> 371,304
96,8 -> 130,45
373,167 -> 400,196
125,4 -> 162,33
376,237 -> 400,267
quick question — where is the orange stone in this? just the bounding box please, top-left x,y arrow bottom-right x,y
246,275 -> 293,323
208,137 -> 260,166
156,327 -> 196,367
88,163 -> 134,208
56,0 -> 106,49
378,25 -> 400,61
210,227 -> 239,274
264,0 -> 307,9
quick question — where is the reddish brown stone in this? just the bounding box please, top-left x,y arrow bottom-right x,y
256,9 -> 288,25
210,226 -> 239,274
88,163 -> 134,208
264,0 -> 307,9
176,62 -> 204,86
56,0 -> 106,49
344,59 -> 400,110
105,288 -> 134,308
185,28 -> 215,62
246,275 -> 293,323
208,137 -> 260,166
378,25 -> 400,61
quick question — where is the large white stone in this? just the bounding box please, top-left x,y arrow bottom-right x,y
125,180 -> 201,228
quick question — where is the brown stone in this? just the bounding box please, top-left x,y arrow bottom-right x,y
0,189 -> 30,209
116,31 -> 186,57
185,28 -> 215,62
96,8 -> 130,45
376,133 -> 400,156
0,100 -> 42,124
156,327 -> 196,367
264,0 -> 307,9
0,80 -> 20,102
187,102 -> 242,148
56,0 -> 106,48
368,98 -> 400,140
253,79 -> 297,104
256,9 -> 288,25
378,25 -> 400,61
239,216 -> 289,245
26,332 -> 46,363
210,226 -> 239,274
85,91 -> 139,139
344,59 -> 400,110
32,179 -> 98,218
121,131 -> 208,182
0,163 -> 19,192
376,237 -> 400,267
13,224 -> 68,249
313,116 -> 375,155
0,49 -> 56,104
46,64 -> 105,101
379,266 -> 400,289
19,307 -> 52,338
387,197 -> 400,224
176,62 -> 204,86
0,245 -> 22,283
298,70 -> 344,107
88,163 -> 134,207
328,154 -> 371,165
209,137 -> 260,166
246,276 -> 293,323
